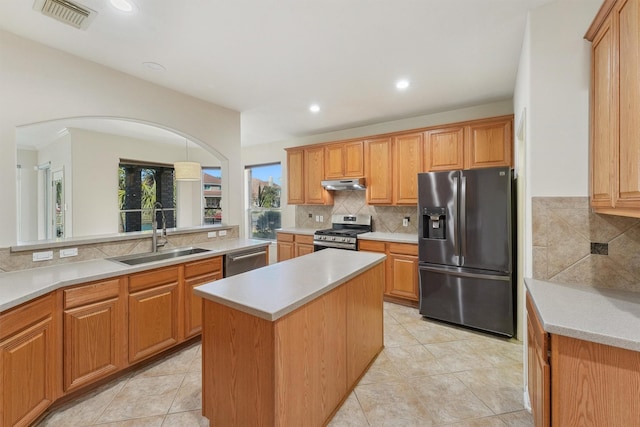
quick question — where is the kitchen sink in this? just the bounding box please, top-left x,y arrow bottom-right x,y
108,247 -> 212,266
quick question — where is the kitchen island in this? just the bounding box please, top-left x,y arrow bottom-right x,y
194,248 -> 386,426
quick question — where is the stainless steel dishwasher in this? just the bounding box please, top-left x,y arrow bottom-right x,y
224,246 -> 268,277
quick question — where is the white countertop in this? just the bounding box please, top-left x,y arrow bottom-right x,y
525,278 -> 640,352
277,228 -> 418,244
0,239 -> 269,313
194,248 -> 386,321
359,232 -> 418,244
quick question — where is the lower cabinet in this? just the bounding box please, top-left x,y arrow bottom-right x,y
0,293 -> 58,427
358,240 -> 419,305
527,293 -> 640,426
184,257 -> 223,338
128,266 -> 180,363
63,277 -> 126,392
277,232 -> 315,261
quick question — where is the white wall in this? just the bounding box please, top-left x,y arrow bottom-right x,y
16,149 -> 38,241
242,100 -> 515,230
0,30 -> 241,247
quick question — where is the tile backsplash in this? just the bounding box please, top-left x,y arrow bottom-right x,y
532,197 -> 640,291
295,191 -> 419,234
0,226 -> 239,273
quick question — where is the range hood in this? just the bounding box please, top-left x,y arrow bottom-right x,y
321,178 -> 366,190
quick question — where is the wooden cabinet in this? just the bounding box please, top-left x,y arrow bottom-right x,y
277,232 -> 315,261
359,240 -> 419,305
287,149 -> 305,205
364,137 -> 393,204
286,147 -> 333,205
465,118 -> 513,169
294,234 -> 315,257
324,141 -> 364,179
62,278 -> 126,392
0,293 -> 58,427
387,243 -> 419,302
526,295 -> 550,427
277,232 -> 296,262
184,257 -> 223,338
393,132 -> 423,205
424,126 -> 465,171
128,266 -> 180,363
587,0 -> 640,217
527,292 -> 640,426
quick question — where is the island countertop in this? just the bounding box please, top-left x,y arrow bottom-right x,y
0,238 -> 269,313
194,248 -> 386,321
525,278 -> 640,352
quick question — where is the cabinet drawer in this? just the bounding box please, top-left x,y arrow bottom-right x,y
277,233 -> 295,242
0,293 -> 55,340
185,257 -> 222,279
295,234 -> 314,245
64,278 -> 122,309
388,243 -> 418,256
358,240 -> 386,252
129,266 -> 179,293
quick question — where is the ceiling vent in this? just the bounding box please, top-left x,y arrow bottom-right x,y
33,0 -> 97,30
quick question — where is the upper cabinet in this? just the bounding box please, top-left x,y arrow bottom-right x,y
587,0 -> 640,217
325,141 -> 364,179
286,147 -> 334,205
286,114 -> 513,207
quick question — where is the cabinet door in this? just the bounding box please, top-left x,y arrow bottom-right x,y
388,253 -> 419,301
343,141 -> 364,177
129,270 -> 180,363
465,117 -> 513,169
526,295 -> 550,427
277,233 -> 295,262
423,127 -> 465,171
615,0 -> 640,208
63,278 -> 125,392
365,137 -> 393,204
324,144 -> 345,179
184,257 -> 223,338
393,133 -> 423,205
591,15 -> 616,209
295,244 -> 314,257
0,294 -> 57,427
305,147 -> 333,205
287,149 -> 305,205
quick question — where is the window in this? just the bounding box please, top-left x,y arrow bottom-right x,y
246,163 -> 281,240
203,167 -> 222,224
118,162 -> 176,232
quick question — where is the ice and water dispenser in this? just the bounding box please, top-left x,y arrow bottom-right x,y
422,207 -> 446,240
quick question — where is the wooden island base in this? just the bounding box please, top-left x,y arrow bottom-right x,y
201,261 -> 384,426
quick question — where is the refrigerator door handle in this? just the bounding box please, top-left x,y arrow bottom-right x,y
419,265 -> 510,282
452,176 -> 459,262
460,175 -> 467,265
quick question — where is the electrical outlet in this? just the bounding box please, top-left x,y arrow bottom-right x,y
319,215 -> 323,222
33,251 -> 53,262
219,230 -> 227,237
315,215 -> 320,222
403,216 -> 410,227
59,248 -> 78,258
308,213 -> 312,218
208,231 -> 217,238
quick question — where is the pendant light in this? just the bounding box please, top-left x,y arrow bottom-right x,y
174,138 -> 201,181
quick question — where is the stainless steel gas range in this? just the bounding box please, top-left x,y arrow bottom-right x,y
313,214 -> 372,251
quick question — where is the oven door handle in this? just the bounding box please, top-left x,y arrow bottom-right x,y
313,241 -> 356,250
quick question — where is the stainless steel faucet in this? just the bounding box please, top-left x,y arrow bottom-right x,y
152,201 -> 168,252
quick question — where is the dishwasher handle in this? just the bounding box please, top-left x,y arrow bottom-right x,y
227,250 -> 267,261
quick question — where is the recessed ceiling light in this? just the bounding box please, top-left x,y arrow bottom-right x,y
396,79 -> 410,90
309,104 -> 320,113
110,0 -> 134,12
143,62 -> 166,71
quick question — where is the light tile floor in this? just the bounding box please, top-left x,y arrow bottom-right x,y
37,302 -> 532,427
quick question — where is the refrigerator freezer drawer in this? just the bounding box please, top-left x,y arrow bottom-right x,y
418,265 -> 514,337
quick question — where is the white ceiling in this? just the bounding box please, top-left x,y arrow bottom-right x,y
1,0 -> 556,146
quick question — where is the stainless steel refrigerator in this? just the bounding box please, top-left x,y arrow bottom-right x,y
418,166 -> 515,337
